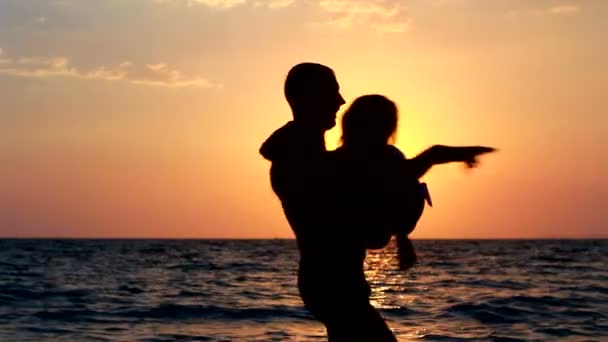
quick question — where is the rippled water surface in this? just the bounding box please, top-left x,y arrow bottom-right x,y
0,239 -> 606,341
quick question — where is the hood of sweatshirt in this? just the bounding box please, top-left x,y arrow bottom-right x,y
259,121 -> 326,162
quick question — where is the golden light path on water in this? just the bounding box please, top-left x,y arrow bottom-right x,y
361,242 -> 543,340
365,247 -> 430,340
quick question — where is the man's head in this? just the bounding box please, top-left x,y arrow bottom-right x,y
284,63 -> 345,131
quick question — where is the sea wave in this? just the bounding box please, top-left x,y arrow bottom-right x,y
0,239 -> 606,341
30,304 -> 311,322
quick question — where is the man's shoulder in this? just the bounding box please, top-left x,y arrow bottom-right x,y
260,121 -> 300,162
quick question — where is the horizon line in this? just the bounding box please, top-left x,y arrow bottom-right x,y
1,237 -> 607,240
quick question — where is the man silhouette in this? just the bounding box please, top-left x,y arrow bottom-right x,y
260,63 -> 397,341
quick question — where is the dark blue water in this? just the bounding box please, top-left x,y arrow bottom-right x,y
0,239 -> 606,341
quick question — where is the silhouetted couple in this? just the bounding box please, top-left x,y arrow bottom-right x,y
260,63 -> 495,341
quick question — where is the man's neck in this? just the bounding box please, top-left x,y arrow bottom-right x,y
290,120 -> 326,153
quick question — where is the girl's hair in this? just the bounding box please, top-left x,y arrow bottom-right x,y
341,94 -> 398,147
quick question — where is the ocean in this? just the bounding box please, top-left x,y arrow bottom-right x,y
0,239 -> 606,341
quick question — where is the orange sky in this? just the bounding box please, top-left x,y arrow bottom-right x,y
1,0 -> 606,238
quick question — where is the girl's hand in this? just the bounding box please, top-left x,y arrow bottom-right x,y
460,146 -> 496,168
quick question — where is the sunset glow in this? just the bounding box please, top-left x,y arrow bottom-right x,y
1,0 -> 606,238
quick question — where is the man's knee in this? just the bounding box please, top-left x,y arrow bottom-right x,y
324,306 -> 396,342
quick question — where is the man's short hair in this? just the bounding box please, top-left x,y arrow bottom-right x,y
284,63 -> 335,109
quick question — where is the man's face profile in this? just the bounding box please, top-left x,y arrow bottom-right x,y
285,63 -> 346,131
310,75 -> 345,131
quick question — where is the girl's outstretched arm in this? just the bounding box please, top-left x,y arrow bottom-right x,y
407,145 -> 496,179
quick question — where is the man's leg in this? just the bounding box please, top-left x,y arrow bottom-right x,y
324,303 -> 397,342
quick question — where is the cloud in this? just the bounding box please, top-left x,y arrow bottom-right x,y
158,0 -> 406,31
1,57 -> 77,78
157,0 -> 293,9
431,0 -> 468,8
155,0 -> 246,9
187,0 -> 246,8
506,4 -> 581,17
371,20 -> 411,34
318,0 -> 409,33
123,63 -> 219,87
550,5 -> 579,15
320,0 -> 398,17
0,49 -> 221,88
52,0 -> 73,6
254,0 -> 294,9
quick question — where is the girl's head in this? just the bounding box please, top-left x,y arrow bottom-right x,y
341,94 -> 398,148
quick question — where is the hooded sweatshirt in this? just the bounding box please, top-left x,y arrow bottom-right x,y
260,121 -> 370,304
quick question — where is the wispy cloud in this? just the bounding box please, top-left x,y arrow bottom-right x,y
156,0 -> 405,32
0,49 -> 221,88
507,4 -> 581,17
0,54 -> 9,66
155,0 -> 246,9
254,0 -> 294,9
123,63 -> 220,87
157,0 -> 293,9
431,0 -> 468,8
550,5 -> 580,15
52,0 -> 73,6
320,0 -> 398,17
318,0 -> 409,34
371,20 -> 411,34
188,0 -> 246,8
